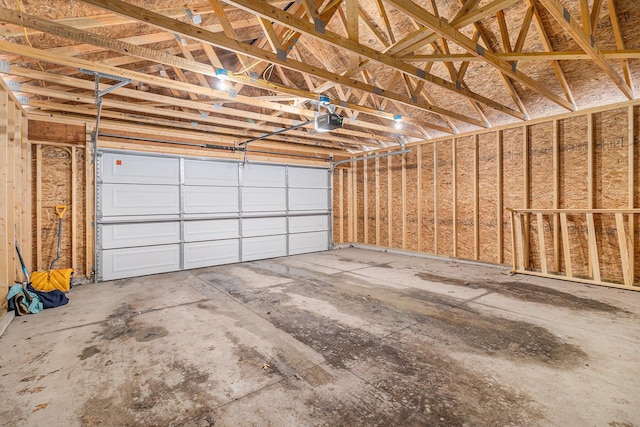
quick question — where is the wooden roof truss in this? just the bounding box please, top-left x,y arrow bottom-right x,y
0,0 -> 637,155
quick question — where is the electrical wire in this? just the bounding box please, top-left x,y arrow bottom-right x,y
263,63 -> 275,82
15,0 -> 47,85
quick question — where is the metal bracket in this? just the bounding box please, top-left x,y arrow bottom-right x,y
97,79 -> 131,98
185,8 -> 202,25
79,68 -> 132,103
79,70 -> 132,284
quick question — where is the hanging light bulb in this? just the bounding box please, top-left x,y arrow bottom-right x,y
216,68 -> 228,90
394,114 -> 402,129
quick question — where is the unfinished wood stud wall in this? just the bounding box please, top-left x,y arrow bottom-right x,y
334,99 -> 640,289
31,140 -> 88,276
0,89 -> 31,313
25,117 -> 91,280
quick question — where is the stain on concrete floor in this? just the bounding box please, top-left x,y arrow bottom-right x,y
81,360 -> 215,426
101,304 -> 168,342
194,276 -> 558,425
261,306 -> 541,425
1,249 -> 639,426
78,346 -> 100,361
415,271 -> 625,312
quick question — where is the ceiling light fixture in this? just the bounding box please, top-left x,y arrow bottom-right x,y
216,68 -> 228,90
394,114 -> 402,129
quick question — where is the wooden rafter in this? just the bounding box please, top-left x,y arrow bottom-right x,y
590,0 -> 606,29
358,7 -> 389,47
63,1 -> 486,128
514,6 -> 534,53
375,0 -> 396,44
497,10 -> 511,52
346,0 -> 359,69
461,2 -> 528,117
299,0 -> 321,24
538,0 -> 633,99
385,0 -> 575,111
432,37 -> 492,126
607,0 -> 634,90
398,50 -> 640,62
347,18 -> 456,134
0,9 -> 452,135
385,0 -> 519,56
258,17 -> 284,53
580,0 -> 592,36
0,0 -> 637,155
23,85 -> 369,149
207,0 -> 251,71
0,4 -> 217,37
0,40 -> 273,110
220,0 -> 525,120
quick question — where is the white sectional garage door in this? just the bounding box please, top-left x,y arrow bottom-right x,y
97,150 -> 330,281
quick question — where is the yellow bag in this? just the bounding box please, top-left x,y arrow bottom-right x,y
30,268 -> 73,292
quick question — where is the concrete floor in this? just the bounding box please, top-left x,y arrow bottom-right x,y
1,247 -> 639,426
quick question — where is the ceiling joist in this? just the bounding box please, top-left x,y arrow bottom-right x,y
538,0 -> 633,100
0,0 -> 637,155
223,0 -> 524,120
61,1 -> 484,128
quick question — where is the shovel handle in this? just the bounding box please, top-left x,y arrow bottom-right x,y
55,205 -> 66,219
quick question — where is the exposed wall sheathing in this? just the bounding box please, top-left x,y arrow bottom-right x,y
355,162 -> 365,243
38,146 -> 73,271
0,89 -> 31,314
365,159 -> 376,245
478,133 -> 498,264
634,106 -> 640,281
527,122 -> 555,272
343,100 -> 640,288
29,121 -> 89,278
346,168 -> 352,243
421,143 -> 435,254
332,168 -> 343,245
390,156 -> 403,249
436,140 -> 454,258
379,158 -> 389,247
558,117 -> 589,279
502,128 -> 525,265
405,150 -> 419,252
594,108 -> 629,281
455,136 -> 476,261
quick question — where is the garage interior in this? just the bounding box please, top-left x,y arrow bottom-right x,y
0,0 -> 639,425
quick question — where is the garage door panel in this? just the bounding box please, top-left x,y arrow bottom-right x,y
102,153 -> 179,184
183,186 -> 239,214
288,167 -> 327,188
184,240 -> 240,269
102,222 -> 180,249
289,188 -> 328,211
243,217 -> 286,237
242,187 -> 286,212
243,164 -> 286,187
102,244 -> 181,280
242,235 -> 287,261
289,215 -> 329,233
184,159 -> 238,186
289,231 -> 329,255
184,219 -> 239,242
98,151 -> 329,280
101,184 -> 180,216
